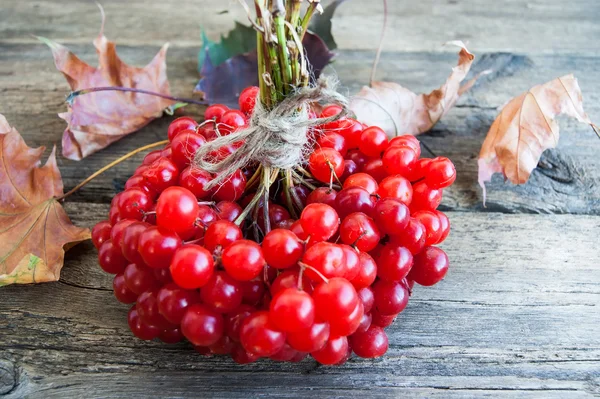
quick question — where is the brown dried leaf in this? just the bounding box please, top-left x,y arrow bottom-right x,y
350,41 -> 483,137
0,114 -> 90,287
477,74 -> 597,201
41,13 -> 172,160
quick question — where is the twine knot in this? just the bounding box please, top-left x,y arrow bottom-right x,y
194,76 -> 348,190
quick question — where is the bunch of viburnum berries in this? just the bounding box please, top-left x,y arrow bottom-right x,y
92,84 -> 456,365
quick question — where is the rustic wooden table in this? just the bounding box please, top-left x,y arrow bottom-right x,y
1,1 -> 599,398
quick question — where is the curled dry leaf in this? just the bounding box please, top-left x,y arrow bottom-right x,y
0,115 -> 90,287
41,12 -> 173,160
478,74 -> 598,202
350,41 -> 485,137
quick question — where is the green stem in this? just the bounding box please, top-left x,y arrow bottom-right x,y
299,2 -> 318,42
273,2 -> 292,93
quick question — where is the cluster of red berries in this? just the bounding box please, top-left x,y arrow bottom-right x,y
92,85 -> 456,365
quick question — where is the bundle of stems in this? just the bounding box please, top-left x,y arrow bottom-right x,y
249,0 -> 323,108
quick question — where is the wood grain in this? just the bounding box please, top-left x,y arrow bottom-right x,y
0,204 -> 599,398
2,0 -> 599,55
1,0 -> 600,397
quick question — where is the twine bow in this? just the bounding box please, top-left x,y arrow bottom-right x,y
194,76 -> 349,190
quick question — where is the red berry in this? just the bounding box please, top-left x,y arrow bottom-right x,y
138,226 -> 182,269
261,229 -> 303,269
382,146 -> 419,177
287,321 -> 330,352
377,244 -> 413,282
362,158 -> 387,182
157,283 -> 199,324
239,86 -> 260,115
343,173 -> 378,194
302,242 -> 346,281
200,271 -> 243,313
128,306 -> 161,341
136,290 -> 174,329
168,117 -> 198,142
179,166 -> 214,200
335,187 -> 375,219
339,212 -> 380,252
117,188 -> 153,221
359,126 -> 388,156
412,210 -> 443,246
308,148 -> 344,183
311,335 -> 349,365
372,280 -> 409,315
123,263 -> 159,295
222,240 -> 265,281
91,220 -> 111,248
171,131 -> 206,169
213,169 -> 246,202
330,300 -> 364,336
434,210 -> 451,244
350,252 -> 377,289
389,135 -> 421,157
170,244 -> 214,289
240,311 -> 286,357
159,328 -> 184,344
155,187 -> 200,235
142,157 -> 180,193
269,288 -> 315,332
215,201 -> 243,222
425,156 -> 456,189
225,305 -> 254,342
409,246 -> 449,286
204,104 -> 229,122
300,203 -> 339,242
389,217 -> 426,255
306,187 -> 338,207
350,325 -> 389,358
98,240 -> 128,274
220,110 -> 247,135
377,175 -> 413,205
271,269 -> 314,297
316,132 -> 348,156
312,277 -> 359,321
112,273 -> 138,304
204,220 -> 243,252
181,304 -> 224,346
121,222 -> 151,265
372,198 -> 410,235
410,181 -> 442,212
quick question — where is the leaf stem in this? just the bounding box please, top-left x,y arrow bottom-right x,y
66,87 -> 208,107
57,140 -> 169,201
369,0 -> 388,86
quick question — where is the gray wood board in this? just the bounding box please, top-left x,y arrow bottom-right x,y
1,204 -> 599,398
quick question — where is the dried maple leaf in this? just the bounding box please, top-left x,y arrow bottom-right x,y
0,114 -> 90,287
478,74 -> 598,201
41,11 -> 173,160
350,41 -> 485,137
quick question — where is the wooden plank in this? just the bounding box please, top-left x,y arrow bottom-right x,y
2,0 -> 599,56
1,204 -> 599,398
0,43 -> 598,213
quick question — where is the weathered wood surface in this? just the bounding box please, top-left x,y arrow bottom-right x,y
1,0 -> 600,398
1,204 -> 599,398
1,2 -> 599,213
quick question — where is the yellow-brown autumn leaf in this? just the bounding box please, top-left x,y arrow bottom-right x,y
41,10 -> 173,160
350,41 -> 485,137
477,74 -> 597,201
0,114 -> 90,287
